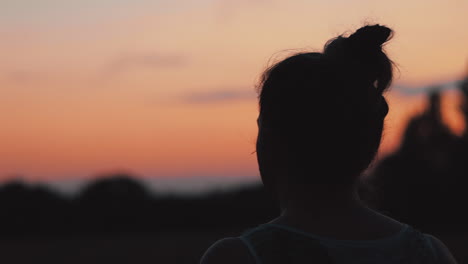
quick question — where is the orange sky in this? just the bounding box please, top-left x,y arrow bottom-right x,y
1,0 -> 467,182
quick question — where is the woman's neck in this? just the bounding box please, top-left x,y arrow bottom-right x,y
273,182 -> 367,225
279,181 -> 361,210
268,183 -> 405,240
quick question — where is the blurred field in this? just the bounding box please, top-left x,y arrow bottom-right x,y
0,230 -> 233,264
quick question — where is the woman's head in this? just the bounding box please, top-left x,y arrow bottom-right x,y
256,24 -> 394,192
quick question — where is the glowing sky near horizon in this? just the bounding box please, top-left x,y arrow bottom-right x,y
1,0 -> 467,182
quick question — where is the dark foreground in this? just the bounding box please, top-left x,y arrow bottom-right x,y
0,230 -> 466,264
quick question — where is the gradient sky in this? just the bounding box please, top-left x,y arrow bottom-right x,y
1,0 -> 467,183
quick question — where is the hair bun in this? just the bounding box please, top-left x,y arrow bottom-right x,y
323,24 -> 394,97
347,24 -> 392,50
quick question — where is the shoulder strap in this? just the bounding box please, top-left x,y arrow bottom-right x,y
421,234 -> 440,262
239,227 -> 265,264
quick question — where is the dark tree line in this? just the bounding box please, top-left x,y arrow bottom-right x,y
0,175 -> 278,237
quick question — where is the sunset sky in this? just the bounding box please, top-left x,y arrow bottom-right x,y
1,0 -> 467,188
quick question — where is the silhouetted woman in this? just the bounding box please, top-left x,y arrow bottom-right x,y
201,24 -> 457,264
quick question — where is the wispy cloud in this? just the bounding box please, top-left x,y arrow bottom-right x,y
392,79 -> 465,96
107,53 -> 189,74
181,89 -> 256,104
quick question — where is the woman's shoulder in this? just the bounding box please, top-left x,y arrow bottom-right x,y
422,234 -> 458,264
199,226 -> 458,264
200,237 -> 256,264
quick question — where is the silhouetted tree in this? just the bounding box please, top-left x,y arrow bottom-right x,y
0,180 -> 68,235
370,72 -> 468,231
75,174 -> 154,232
79,174 -> 151,202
